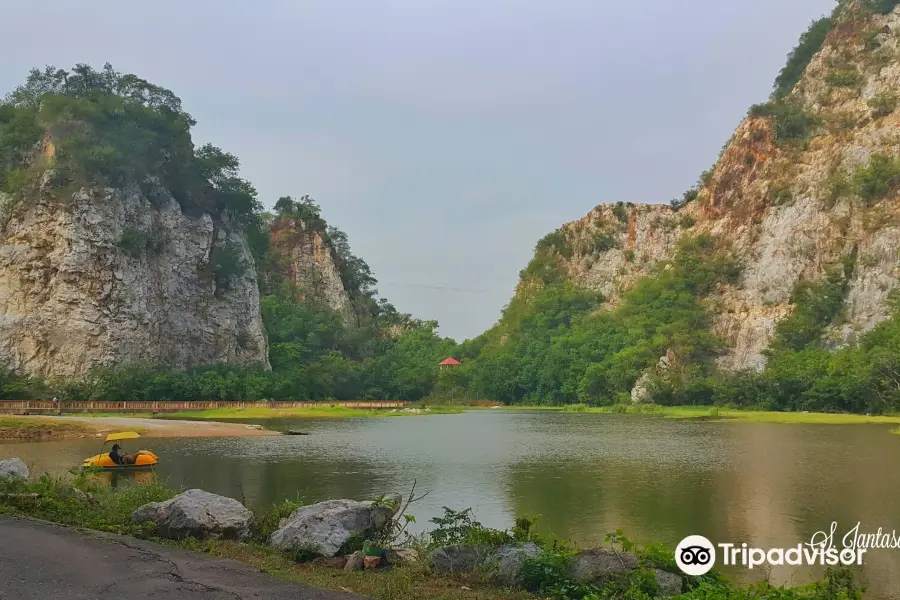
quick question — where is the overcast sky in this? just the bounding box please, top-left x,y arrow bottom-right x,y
1,0 -> 835,341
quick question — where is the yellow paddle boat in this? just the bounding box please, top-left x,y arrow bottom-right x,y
82,432 -> 159,470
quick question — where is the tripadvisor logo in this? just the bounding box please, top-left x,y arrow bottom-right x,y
675,532 -> 868,576
676,535 -> 716,576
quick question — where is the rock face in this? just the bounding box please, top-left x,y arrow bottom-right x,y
270,215 -> 354,323
516,4 -> 900,372
268,497 -> 399,557
631,351 -> 676,404
0,182 -> 269,377
131,489 -> 253,540
0,458 -> 29,481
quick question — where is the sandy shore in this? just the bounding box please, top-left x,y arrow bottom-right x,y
0,415 -> 278,440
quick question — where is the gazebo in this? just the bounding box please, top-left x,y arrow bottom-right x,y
439,357 -> 461,369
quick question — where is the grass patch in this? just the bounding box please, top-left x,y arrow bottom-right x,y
0,472 -> 176,536
172,405 -> 463,420
175,540 -> 535,600
490,405 -> 900,425
0,417 -> 96,440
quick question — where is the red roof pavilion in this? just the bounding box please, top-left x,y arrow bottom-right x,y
439,357 -> 461,366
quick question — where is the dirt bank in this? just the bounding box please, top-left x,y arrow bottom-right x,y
0,416 -> 277,441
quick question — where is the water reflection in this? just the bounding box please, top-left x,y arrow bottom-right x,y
1,412 -> 898,598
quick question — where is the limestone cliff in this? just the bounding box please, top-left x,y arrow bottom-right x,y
520,1 -> 900,372
269,214 -> 354,322
0,178 -> 269,377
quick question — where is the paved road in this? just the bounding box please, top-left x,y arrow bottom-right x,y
0,516 -> 364,599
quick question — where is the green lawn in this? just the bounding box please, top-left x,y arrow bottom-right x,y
484,403 -> 900,425
0,417 -> 95,440
171,405 -> 464,420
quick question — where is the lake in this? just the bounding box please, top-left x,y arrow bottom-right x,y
2,410 -> 899,597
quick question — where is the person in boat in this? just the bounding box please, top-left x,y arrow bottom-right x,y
109,443 -> 123,465
109,444 -> 136,465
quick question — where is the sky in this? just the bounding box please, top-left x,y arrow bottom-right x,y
0,0 -> 836,341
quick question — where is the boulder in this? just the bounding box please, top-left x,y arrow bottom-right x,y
654,569 -> 683,597
570,548 -> 639,583
388,547 -> 420,566
0,458 -> 28,481
429,545 -> 490,574
344,551 -> 364,571
490,542 -> 543,586
269,496 -> 399,558
132,489 -> 252,540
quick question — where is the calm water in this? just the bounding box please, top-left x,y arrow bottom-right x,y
2,411 -> 899,596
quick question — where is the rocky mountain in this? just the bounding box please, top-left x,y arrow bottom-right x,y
0,64 -> 279,378
0,64 -> 425,390
268,205 -> 355,323
0,165 -> 269,378
516,0 -> 900,374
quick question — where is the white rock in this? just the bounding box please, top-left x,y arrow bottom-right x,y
0,184 -> 269,377
132,488 -> 253,540
269,496 -> 399,557
0,458 -> 29,481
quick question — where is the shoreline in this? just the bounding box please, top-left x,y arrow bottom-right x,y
0,415 -> 278,441
6,404 -> 899,442
172,405 -> 464,420
0,475 -> 866,600
473,404 -> 900,425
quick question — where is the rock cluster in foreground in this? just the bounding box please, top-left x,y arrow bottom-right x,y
125,488 -> 685,595
428,542 -> 683,595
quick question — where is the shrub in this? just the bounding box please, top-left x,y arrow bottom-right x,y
118,228 -> 150,258
825,68 -> 862,88
679,215 -> 695,229
253,498 -> 304,541
870,0 -> 900,15
671,187 -> 700,211
0,104 -> 42,194
612,202 -> 628,224
213,242 -> 247,292
823,169 -> 851,207
869,91 -> 898,118
749,102 -> 819,145
590,233 -> 617,253
536,230 -> 570,257
771,263 -> 853,352
773,17 -> 835,100
427,507 -> 513,548
771,185 -> 794,206
852,153 -> 900,203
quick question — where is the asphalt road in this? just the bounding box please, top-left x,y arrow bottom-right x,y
0,516 -> 364,600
